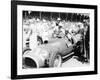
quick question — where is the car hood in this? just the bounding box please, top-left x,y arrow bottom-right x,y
38,38 -> 68,53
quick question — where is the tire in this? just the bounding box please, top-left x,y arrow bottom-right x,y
74,41 -> 83,56
48,52 -> 62,67
22,47 -> 31,69
74,41 -> 88,63
23,47 -> 31,54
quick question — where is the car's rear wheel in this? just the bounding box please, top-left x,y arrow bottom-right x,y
74,41 -> 89,63
48,52 -> 62,67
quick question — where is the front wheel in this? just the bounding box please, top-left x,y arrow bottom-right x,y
23,47 -> 31,54
48,52 -> 62,67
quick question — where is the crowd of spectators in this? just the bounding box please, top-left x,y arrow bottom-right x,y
22,12 -> 89,51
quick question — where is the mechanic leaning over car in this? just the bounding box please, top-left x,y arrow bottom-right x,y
65,23 -> 83,46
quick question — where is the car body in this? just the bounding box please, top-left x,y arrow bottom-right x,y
23,35 -> 82,68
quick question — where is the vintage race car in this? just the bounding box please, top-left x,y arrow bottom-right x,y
23,34 -> 85,68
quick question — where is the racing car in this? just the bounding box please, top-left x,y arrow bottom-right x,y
22,33 -> 87,68
22,22 -> 89,68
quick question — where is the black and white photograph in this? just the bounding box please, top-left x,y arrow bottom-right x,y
22,11 -> 90,68
11,1 -> 97,79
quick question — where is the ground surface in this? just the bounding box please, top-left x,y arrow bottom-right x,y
62,56 -> 89,67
